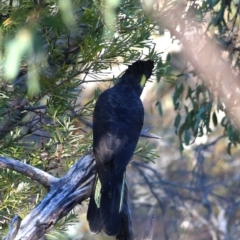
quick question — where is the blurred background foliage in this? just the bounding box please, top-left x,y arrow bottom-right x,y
1,0 -> 240,239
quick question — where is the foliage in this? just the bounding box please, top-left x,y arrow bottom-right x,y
0,0 -> 162,238
2,0 -> 240,239
154,0 -> 240,154
45,212 -> 78,240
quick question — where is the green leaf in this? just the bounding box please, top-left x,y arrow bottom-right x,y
186,86 -> 191,100
156,101 -> 163,116
178,83 -> 184,96
173,83 -> 184,111
198,125 -> 203,137
156,59 -> 163,82
227,142 -> 232,155
27,66 -> 40,97
221,116 -> 228,127
212,112 -> 218,127
179,142 -> 184,154
58,0 -> 75,27
207,0 -> 213,8
227,124 -> 233,137
173,97 -> 179,110
174,113 -> 181,130
4,28 -> 33,81
178,123 -> 185,140
166,53 -> 171,61
184,130 -> 191,145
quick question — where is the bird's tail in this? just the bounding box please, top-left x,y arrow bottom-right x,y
100,172 -> 125,235
87,175 -> 102,233
87,172 -> 126,235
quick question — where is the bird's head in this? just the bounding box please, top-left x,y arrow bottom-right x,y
118,60 -> 154,93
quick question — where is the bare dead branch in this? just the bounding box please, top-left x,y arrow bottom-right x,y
2,154 -> 94,240
2,154 -> 134,240
3,215 -> 21,240
0,156 -> 58,188
140,126 -> 162,139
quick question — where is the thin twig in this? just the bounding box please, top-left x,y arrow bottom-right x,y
140,126 -> 162,139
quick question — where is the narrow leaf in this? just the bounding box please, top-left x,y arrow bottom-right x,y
174,113 -> 181,130
212,112 -> 218,127
184,130 -> 191,145
157,101 -> 163,116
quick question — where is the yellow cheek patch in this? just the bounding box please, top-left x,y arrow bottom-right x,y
140,74 -> 147,88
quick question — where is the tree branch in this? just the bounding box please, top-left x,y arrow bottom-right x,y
2,154 -> 95,240
140,126 -> 162,139
3,215 -> 21,240
0,157 -> 58,188
2,154 -> 134,240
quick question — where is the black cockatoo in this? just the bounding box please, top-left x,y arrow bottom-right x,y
87,60 -> 154,236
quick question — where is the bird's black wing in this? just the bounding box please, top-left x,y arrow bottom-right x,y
93,87 -> 143,184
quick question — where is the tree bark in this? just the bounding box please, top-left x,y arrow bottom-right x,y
0,154 -> 134,240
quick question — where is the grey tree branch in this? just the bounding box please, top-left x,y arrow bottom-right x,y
140,126 -> 162,139
2,154 -> 95,240
2,154 -> 134,240
4,215 -> 21,240
0,157 -> 58,188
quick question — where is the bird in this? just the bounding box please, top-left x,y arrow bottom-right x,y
87,60 -> 154,236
